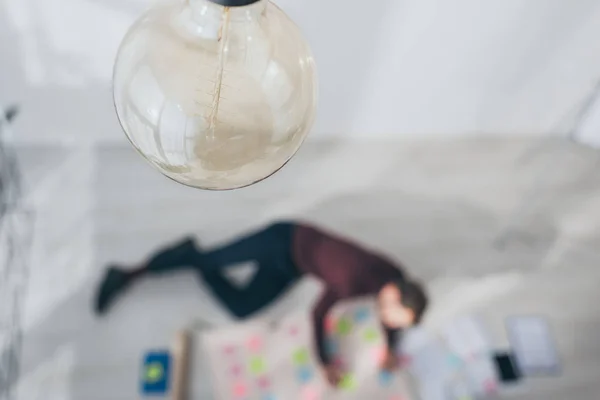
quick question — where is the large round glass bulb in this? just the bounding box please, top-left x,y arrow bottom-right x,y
113,0 -> 318,190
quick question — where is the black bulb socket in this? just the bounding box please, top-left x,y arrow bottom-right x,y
207,0 -> 263,6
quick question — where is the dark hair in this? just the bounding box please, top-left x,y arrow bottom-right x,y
397,280 -> 428,324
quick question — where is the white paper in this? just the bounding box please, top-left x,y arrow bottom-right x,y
463,354 -> 499,396
506,316 -> 561,376
442,315 -> 491,359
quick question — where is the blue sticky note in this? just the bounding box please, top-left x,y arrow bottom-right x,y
448,353 -> 463,369
378,370 -> 393,386
296,366 -> 314,383
354,308 -> 370,323
262,394 -> 277,400
141,351 -> 171,395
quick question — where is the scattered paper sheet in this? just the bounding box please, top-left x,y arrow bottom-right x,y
506,316 -> 561,376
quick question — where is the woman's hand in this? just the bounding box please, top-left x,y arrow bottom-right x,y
323,364 -> 343,386
380,350 -> 400,372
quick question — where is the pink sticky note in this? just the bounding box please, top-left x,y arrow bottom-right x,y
371,346 -> 387,365
324,317 -> 336,334
232,382 -> 247,398
231,364 -> 242,377
247,336 -> 262,352
389,396 -> 405,400
484,379 -> 497,394
301,385 -> 320,400
289,325 -> 300,336
258,376 -> 270,389
223,345 -> 236,355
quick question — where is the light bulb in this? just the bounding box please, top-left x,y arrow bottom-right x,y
113,0 -> 317,190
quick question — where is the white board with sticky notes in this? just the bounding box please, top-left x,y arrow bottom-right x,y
201,299 -> 416,400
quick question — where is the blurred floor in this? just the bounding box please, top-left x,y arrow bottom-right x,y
9,137 -> 600,400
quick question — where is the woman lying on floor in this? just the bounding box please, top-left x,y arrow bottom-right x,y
95,221 -> 428,386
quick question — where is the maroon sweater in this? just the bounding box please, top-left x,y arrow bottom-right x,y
292,223 -> 405,365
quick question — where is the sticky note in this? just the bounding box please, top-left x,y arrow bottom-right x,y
448,353 -> 462,369
145,363 -> 163,382
247,336 -> 263,352
333,356 -> 345,369
262,393 -> 277,400
258,376 -> 271,389
378,370 -> 393,386
300,385 -> 320,400
223,345 -> 236,355
293,348 -> 309,366
371,346 -> 387,365
231,364 -> 243,377
324,317 -> 336,334
338,374 -> 356,391
484,379 -> 497,394
336,318 -> 352,336
141,351 -> 171,395
289,325 -> 300,336
363,327 -> 379,343
296,366 -> 314,383
249,356 -> 266,375
354,308 -> 370,322
232,382 -> 247,398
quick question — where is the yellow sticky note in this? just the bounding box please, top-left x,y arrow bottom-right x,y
338,374 -> 356,391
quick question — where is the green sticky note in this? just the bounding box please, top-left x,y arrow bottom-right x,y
293,348 -> 309,365
145,363 -> 164,383
338,373 -> 356,391
363,327 -> 379,343
336,318 -> 352,336
249,356 -> 266,375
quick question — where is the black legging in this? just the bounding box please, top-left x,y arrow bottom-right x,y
143,222 -> 300,318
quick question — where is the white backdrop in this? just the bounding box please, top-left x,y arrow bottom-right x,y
2,0 -> 600,143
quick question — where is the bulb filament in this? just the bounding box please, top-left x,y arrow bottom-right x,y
207,6 -> 231,141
